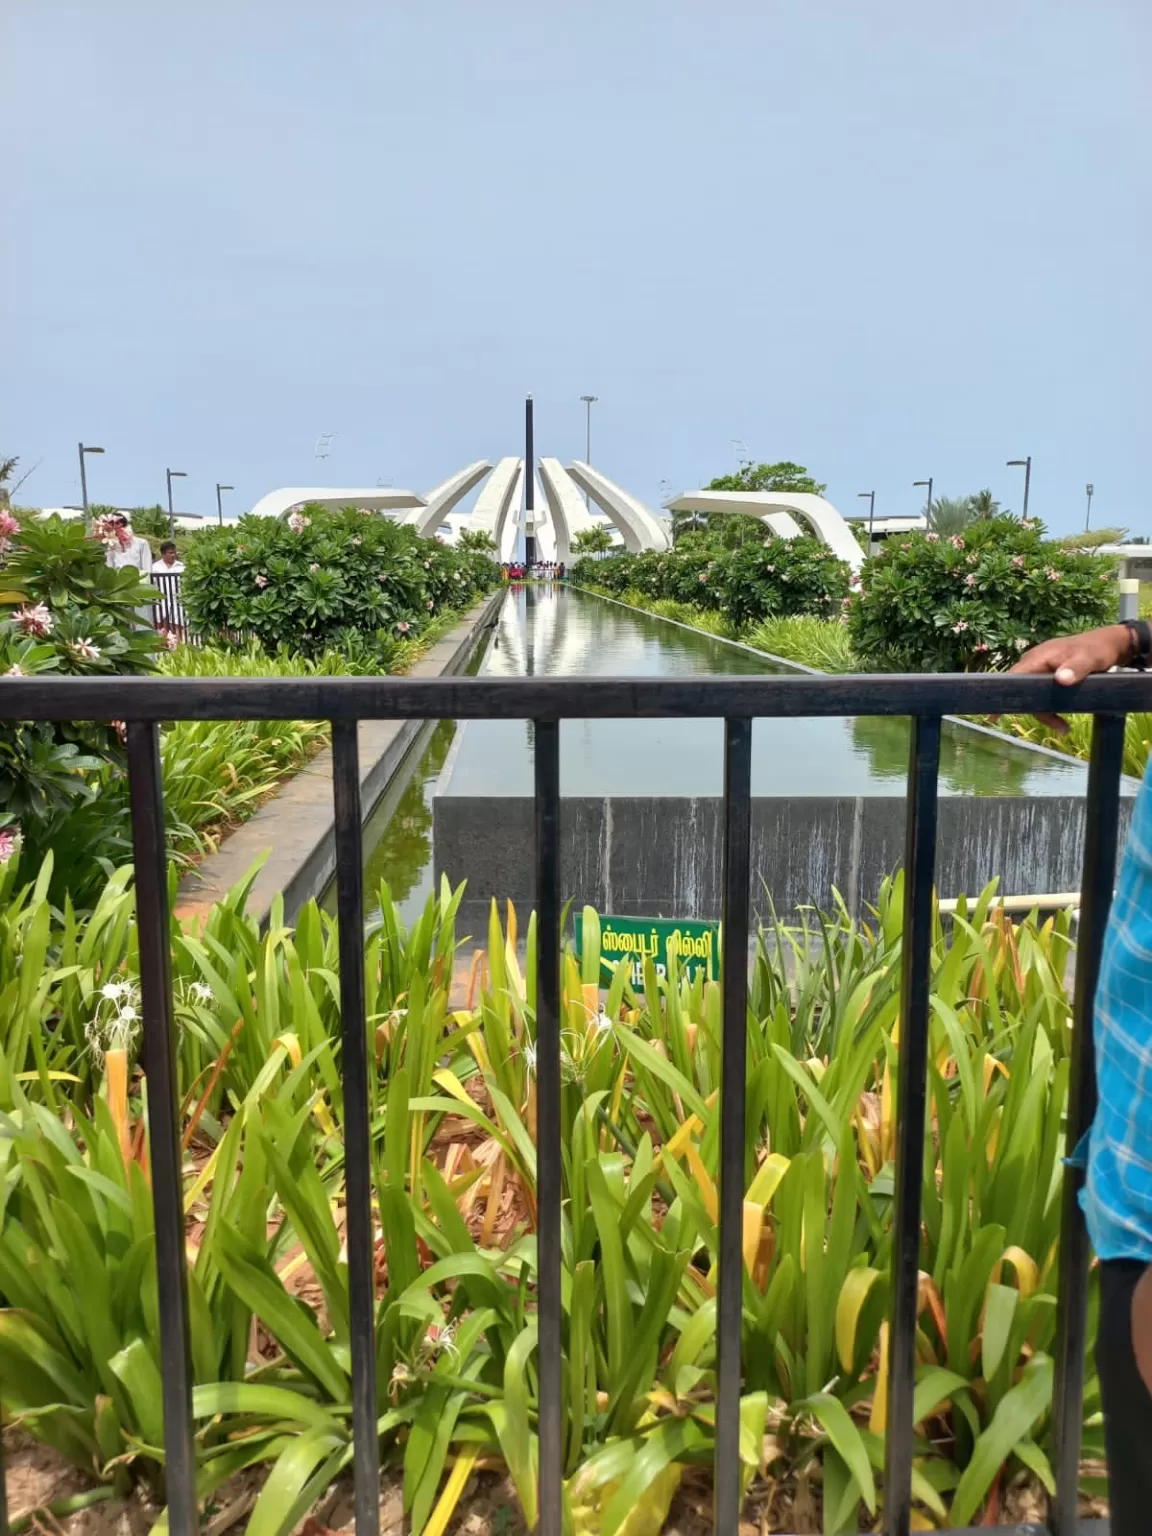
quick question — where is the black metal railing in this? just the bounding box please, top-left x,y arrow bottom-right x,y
150,570 -> 189,635
2,669 -> 1147,1536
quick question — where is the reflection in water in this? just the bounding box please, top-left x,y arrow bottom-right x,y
360,718 -> 457,920
850,716 -> 1035,796
358,584 -> 1090,918
446,585 -> 1090,799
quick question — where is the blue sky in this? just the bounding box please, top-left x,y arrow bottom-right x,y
5,0 -> 1149,533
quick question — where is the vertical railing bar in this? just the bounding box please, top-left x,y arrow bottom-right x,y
1051,710 -> 1125,1536
126,721 -> 196,1536
534,718 -> 564,1536
332,720 -> 380,1536
883,713 -> 941,1536
715,717 -> 753,1534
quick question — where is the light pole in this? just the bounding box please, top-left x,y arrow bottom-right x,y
914,478 -> 934,526
858,490 -> 876,551
78,443 -> 105,530
166,469 -> 187,539
1085,483 -> 1095,532
1007,456 -> 1032,519
580,395 -> 597,508
216,483 -> 234,528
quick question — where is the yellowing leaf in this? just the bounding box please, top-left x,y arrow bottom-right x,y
836,1267 -> 883,1374
870,1322 -> 889,1435
423,1448 -> 479,1536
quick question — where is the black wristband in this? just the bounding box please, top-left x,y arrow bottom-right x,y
1121,618 -> 1152,670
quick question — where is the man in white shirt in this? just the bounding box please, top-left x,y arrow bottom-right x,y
156,540 -> 184,574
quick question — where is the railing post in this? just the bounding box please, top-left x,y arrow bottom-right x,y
331,720 -> 381,1536
884,714 -> 941,1536
126,722 -> 197,1536
1051,712 -> 1126,1536
715,717 -> 753,1534
534,718 -> 563,1536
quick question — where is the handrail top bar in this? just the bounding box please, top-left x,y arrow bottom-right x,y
3,670 -> 1152,723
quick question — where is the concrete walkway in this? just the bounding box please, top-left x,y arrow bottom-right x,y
174,592 -> 502,930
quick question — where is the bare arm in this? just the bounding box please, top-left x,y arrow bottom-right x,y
1007,624 -> 1134,732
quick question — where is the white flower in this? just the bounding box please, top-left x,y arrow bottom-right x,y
951,620 -> 969,633
1013,637 -> 1029,651
190,981 -> 214,1004
6,664 -> 24,677
163,630 -> 179,650
14,604 -> 52,638
69,637 -> 102,662
254,574 -> 269,588
288,512 -> 311,532
926,532 -> 939,544
101,981 -> 129,1002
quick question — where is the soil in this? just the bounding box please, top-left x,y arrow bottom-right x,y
4,1429 -> 1111,1535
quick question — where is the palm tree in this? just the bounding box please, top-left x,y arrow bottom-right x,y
572,525 -> 615,556
926,496 -> 977,537
967,488 -> 1002,520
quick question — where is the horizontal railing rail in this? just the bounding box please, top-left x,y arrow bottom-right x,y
0,669 -> 1144,1536
5,668 -> 1152,720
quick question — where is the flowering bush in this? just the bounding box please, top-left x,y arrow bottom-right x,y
0,515 -> 163,855
846,516 -> 1116,671
572,532 -> 851,626
182,505 -> 497,658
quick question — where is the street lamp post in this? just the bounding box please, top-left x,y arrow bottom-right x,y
1007,457 -> 1032,520
913,478 -> 934,526
216,483 -> 234,528
858,490 -> 876,551
580,395 -> 597,508
166,469 -> 187,539
1085,483 -> 1095,532
78,443 -> 105,531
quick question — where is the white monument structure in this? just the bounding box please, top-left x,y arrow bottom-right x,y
249,455 -> 865,570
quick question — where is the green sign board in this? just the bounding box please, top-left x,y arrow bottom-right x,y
577,914 -> 719,988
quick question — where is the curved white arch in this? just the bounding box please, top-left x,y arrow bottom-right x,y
501,466 -> 524,562
538,459 -> 600,563
406,461 -> 492,538
567,462 -> 672,553
666,489 -> 863,571
249,487 -> 425,519
465,456 -> 522,558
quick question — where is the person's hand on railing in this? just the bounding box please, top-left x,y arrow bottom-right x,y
1007,623 -> 1136,732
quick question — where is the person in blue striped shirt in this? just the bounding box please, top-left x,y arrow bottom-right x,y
1013,617 -> 1152,1536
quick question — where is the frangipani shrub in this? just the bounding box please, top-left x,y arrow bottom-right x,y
846,516 -> 1115,672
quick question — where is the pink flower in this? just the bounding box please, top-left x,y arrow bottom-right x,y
5,664 -> 24,676
14,604 -> 52,638
926,532 -> 939,543
951,619 -> 969,633
974,642 -> 990,653
1045,567 -> 1060,581
254,574 -> 268,588
395,621 -> 411,634
91,515 -> 133,552
1012,554 -> 1026,568
0,511 -> 19,538
950,536 -> 965,550
964,573 -> 978,587
288,512 -> 311,532
0,827 -> 18,863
